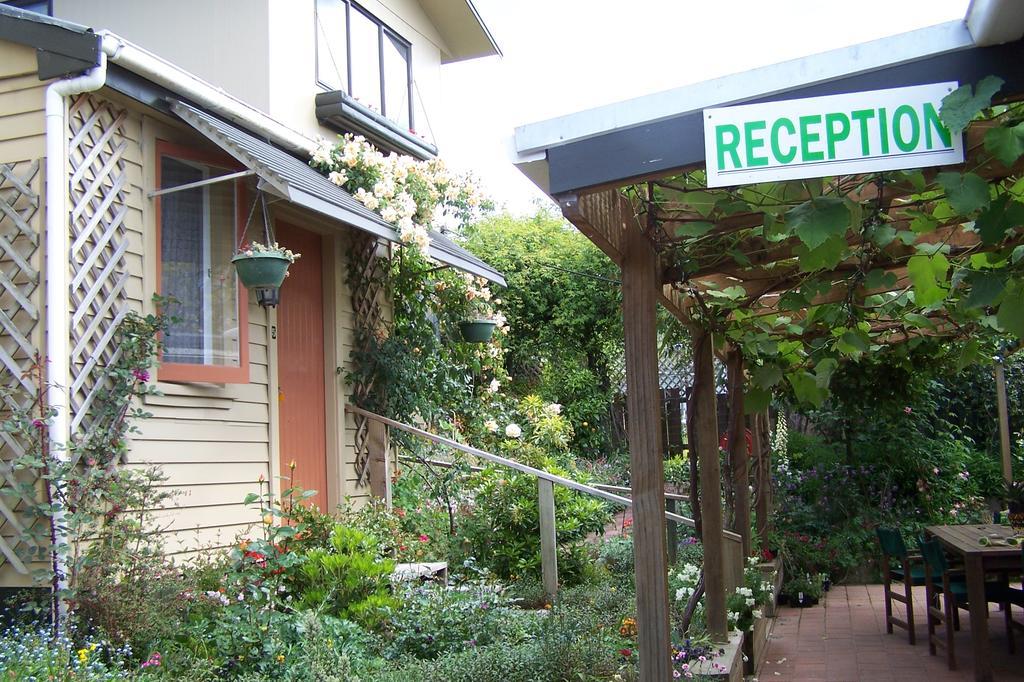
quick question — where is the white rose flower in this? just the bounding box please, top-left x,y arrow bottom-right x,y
484,419 -> 498,433
505,423 -> 522,439
328,170 -> 348,186
488,378 -> 500,394
543,403 -> 563,416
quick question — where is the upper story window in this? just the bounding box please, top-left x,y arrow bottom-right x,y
2,0 -> 51,15
316,0 -> 413,131
156,141 -> 249,384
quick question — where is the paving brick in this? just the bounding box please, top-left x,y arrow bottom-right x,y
757,584 -> 1023,681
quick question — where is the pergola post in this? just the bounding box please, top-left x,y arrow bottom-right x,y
691,326 -> 728,641
996,359 -> 1013,484
752,411 -> 771,552
726,349 -> 751,557
621,229 -> 672,681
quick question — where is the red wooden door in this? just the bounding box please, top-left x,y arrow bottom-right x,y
275,223 -> 328,509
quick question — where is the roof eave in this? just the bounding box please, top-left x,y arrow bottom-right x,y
420,0 -> 500,64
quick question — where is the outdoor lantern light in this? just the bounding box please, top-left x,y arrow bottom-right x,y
254,286 -> 280,308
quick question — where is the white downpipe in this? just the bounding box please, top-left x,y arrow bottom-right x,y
44,50 -> 108,619
97,33 -> 315,156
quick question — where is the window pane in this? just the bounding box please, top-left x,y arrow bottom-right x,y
382,32 -> 410,129
349,7 -> 382,112
315,0 -> 347,91
160,156 -> 241,369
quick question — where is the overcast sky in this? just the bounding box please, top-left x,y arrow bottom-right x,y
435,0 -> 970,214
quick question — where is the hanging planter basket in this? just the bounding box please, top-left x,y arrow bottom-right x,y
232,252 -> 293,289
458,319 -> 497,343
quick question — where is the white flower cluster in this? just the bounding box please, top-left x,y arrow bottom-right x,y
543,402 -> 562,417
237,240 -> 301,263
736,586 -> 756,607
311,134 -> 485,259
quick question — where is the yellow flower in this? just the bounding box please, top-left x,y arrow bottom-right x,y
276,654 -> 285,663
77,648 -> 89,663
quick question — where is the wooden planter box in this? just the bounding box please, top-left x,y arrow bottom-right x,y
690,630 -> 744,682
757,557 -> 783,617
742,613 -> 774,676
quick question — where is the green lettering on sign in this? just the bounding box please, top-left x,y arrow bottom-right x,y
744,120 -> 768,167
878,107 -> 890,154
771,117 -> 797,164
716,124 -> 742,170
922,103 -> 952,149
893,104 -> 920,152
799,115 -> 824,162
850,109 -> 875,156
824,112 -> 850,160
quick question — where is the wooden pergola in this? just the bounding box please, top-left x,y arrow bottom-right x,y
514,10 -> 1024,680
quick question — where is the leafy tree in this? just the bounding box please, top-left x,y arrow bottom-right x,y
464,209 -> 625,459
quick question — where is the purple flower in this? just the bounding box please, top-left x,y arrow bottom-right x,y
132,368 -> 150,382
31,418 -> 45,430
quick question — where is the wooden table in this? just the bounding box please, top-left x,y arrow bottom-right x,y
926,524 -> 1023,682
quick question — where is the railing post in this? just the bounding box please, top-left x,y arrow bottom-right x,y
666,497 -> 678,566
538,477 -> 558,600
367,419 -> 392,507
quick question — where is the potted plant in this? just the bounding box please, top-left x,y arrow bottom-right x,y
782,572 -> 824,608
457,280 -> 501,343
1006,480 -> 1024,531
231,241 -> 300,289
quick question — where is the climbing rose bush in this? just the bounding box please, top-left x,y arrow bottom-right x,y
310,134 -> 487,256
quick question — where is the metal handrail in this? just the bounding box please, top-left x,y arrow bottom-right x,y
347,404 -> 742,542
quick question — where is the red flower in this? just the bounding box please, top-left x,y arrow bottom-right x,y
620,648 -> 632,657
418,534 -> 430,542
244,550 -> 267,568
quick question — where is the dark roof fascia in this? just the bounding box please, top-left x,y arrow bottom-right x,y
316,89 -> 438,160
0,4 -> 100,79
546,37 -> 1024,196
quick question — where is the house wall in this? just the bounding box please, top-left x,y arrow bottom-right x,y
52,0 -> 272,112
52,0 -> 449,148
0,41 -> 48,588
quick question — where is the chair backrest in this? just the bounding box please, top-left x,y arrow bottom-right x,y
876,527 -> 908,559
919,538 -> 949,576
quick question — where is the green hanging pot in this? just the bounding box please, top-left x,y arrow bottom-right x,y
231,252 -> 292,289
458,319 -> 497,343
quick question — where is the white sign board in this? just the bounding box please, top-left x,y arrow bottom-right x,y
703,82 -> 964,188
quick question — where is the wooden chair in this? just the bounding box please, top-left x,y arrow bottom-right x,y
877,527 -> 926,644
919,538 -> 1020,670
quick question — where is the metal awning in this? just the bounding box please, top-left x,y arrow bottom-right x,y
171,100 -> 505,286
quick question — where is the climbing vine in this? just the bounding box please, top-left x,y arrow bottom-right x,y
630,76 -> 1024,408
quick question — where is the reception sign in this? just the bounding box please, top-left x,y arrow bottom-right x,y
703,82 -> 964,187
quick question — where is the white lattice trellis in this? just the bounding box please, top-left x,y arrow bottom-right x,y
350,233 -> 388,489
67,94 -> 130,443
0,159 -> 42,574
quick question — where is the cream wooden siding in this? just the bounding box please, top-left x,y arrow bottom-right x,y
0,42 -> 46,588
108,98 -> 272,557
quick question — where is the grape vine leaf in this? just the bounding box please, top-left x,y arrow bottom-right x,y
937,172 -> 991,215
996,282 -> 1024,339
940,75 -> 1004,135
964,270 -> 1008,309
787,196 -> 850,250
907,253 -> 950,306
984,122 -> 1024,166
975,194 -> 1024,245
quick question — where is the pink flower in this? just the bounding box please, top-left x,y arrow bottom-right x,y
132,368 -> 150,382
904,406 -> 912,414
31,418 -> 45,430
418,534 -> 429,542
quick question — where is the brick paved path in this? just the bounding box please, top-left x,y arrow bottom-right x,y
758,584 -> 1024,681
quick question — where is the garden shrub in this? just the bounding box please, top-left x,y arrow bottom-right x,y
384,577 -> 537,660
596,535 -> 634,580
289,525 -> 398,628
